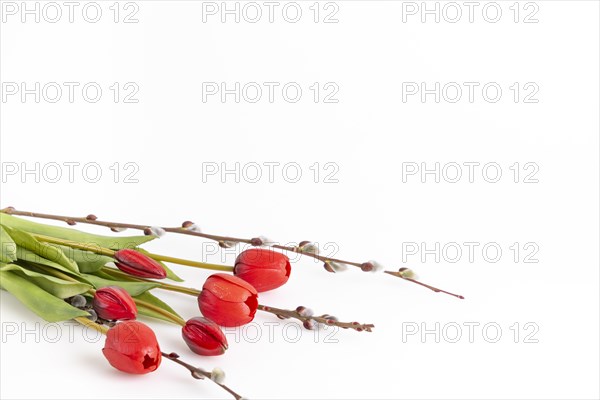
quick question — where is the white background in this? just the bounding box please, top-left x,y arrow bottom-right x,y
0,1 -> 599,399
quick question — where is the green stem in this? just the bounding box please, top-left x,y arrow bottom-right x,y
75,316 -> 108,334
135,299 -> 186,326
146,253 -> 233,272
35,264 -> 85,285
104,269 -> 202,298
159,284 -> 200,297
32,233 -> 233,273
102,267 -> 201,296
32,233 -> 115,256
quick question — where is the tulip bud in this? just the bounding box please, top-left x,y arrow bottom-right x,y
102,321 -> 161,374
233,249 -> 291,292
182,317 -> 228,356
114,249 -> 167,279
93,286 -> 137,321
198,273 -> 258,327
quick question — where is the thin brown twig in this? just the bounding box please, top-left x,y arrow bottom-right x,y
161,352 -> 243,400
81,271 -> 373,333
1,207 -> 464,299
384,271 -> 464,299
258,304 -> 374,332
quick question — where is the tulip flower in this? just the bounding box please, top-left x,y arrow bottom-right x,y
198,273 -> 258,327
233,249 -> 291,292
114,249 -> 167,279
93,286 -> 137,321
182,317 -> 228,356
102,321 -> 161,374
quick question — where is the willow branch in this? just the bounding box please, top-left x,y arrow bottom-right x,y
2,207 -> 463,299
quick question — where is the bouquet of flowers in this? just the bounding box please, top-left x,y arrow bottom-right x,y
0,206 -> 462,398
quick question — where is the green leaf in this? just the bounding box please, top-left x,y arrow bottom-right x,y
0,226 -> 17,263
0,270 -> 90,322
57,245 -> 112,273
92,269 -> 126,280
81,273 -> 160,296
0,263 -> 91,298
0,213 -> 155,250
135,248 -> 184,282
16,246 -> 77,275
134,291 -> 183,323
1,225 -> 79,273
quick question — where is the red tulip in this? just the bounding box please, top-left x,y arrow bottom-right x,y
93,286 -> 137,321
182,317 -> 228,356
198,273 -> 258,327
114,249 -> 167,279
233,249 -> 291,292
102,321 -> 161,374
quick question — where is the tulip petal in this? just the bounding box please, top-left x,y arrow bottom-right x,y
114,249 -> 167,279
199,290 -> 257,327
203,273 -> 257,303
102,321 -> 161,374
233,267 -> 288,292
182,317 -> 228,356
236,248 -> 289,271
233,249 -> 291,292
93,286 -> 137,321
